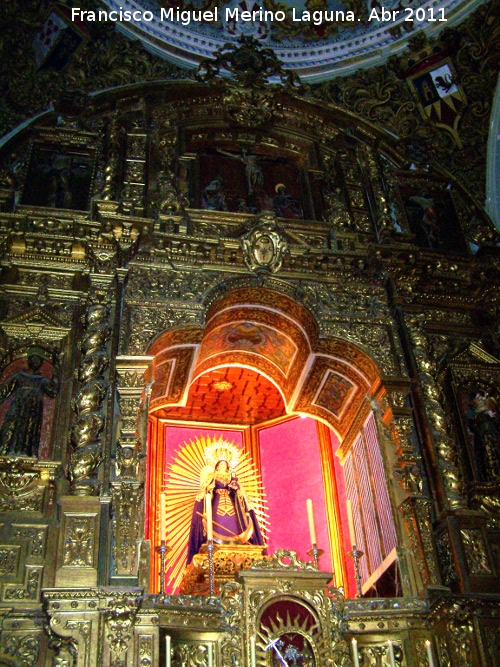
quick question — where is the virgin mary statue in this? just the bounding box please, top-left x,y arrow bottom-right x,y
187,456 -> 265,563
161,436 -> 268,591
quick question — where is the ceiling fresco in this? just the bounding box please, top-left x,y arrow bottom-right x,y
101,0 -> 482,80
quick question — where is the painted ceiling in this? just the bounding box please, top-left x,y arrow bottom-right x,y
156,366 -> 286,424
102,0 -> 481,80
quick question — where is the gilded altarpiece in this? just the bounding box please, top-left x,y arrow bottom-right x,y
0,35 -> 498,665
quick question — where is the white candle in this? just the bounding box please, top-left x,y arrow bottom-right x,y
160,493 -> 166,541
207,643 -> 213,667
387,640 -> 396,667
425,640 -> 435,667
346,499 -> 356,546
165,635 -> 171,667
351,638 -> 360,667
250,637 -> 257,667
250,636 -> 256,667
306,498 -> 317,546
205,493 -> 213,541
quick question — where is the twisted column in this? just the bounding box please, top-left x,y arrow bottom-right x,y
68,304 -> 111,496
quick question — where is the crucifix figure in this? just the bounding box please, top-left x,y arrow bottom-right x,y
216,148 -> 264,195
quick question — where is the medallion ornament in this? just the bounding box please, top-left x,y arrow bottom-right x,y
240,213 -> 288,274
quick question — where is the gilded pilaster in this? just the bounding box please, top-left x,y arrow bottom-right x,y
404,314 -> 465,510
111,357 -> 152,579
399,498 -> 440,588
381,382 -> 443,591
99,112 -> 125,205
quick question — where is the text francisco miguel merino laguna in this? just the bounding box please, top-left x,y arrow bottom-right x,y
71,6 -> 361,26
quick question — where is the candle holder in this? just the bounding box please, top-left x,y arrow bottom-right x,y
156,540 -> 171,595
207,538 -> 216,596
348,546 -> 364,598
307,544 -> 324,570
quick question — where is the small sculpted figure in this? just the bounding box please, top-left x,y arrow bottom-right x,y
0,349 -> 59,457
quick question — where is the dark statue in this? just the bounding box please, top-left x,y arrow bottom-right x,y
0,348 -> 60,457
466,389 -> 500,482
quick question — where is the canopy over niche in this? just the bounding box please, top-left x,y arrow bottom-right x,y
147,286 -> 382,437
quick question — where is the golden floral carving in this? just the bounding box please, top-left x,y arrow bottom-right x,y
63,517 -> 95,567
104,594 -> 140,664
3,633 -> 40,667
460,529 -> 492,575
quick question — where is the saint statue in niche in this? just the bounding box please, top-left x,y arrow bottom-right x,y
202,176 -> 228,211
272,183 -> 302,219
0,348 -> 60,457
187,450 -> 264,563
465,389 -> 500,482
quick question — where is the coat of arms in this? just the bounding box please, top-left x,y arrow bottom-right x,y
406,54 -> 467,148
240,212 -> 288,274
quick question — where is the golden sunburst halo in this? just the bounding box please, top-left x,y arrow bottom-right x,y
163,434 -> 269,591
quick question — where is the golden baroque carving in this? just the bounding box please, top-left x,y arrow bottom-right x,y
126,306 -> 203,356
11,525 -> 46,558
196,36 -> 306,127
406,314 -> 465,509
3,566 -> 41,601
104,594 -> 140,665
252,549 -> 316,571
322,321 -> 399,377
327,586 -> 352,667
0,546 -> 19,575
240,212 -> 288,274
138,635 -> 153,667
315,0 -> 500,203
173,642 -> 214,667
115,442 -> 141,479
68,304 -> 111,495
434,530 -> 456,588
219,580 -> 243,667
446,602 -> 474,666
2,633 -> 40,667
459,528 -> 492,575
399,497 -> 440,587
62,517 -> 95,567
0,458 -> 47,512
111,482 -> 144,576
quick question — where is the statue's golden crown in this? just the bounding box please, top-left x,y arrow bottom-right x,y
203,439 -> 240,469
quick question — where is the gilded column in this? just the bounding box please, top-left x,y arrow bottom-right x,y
68,302 -> 111,496
405,314 -> 466,510
57,286 -> 113,587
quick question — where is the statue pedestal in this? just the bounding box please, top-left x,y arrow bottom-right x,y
180,544 -> 267,595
